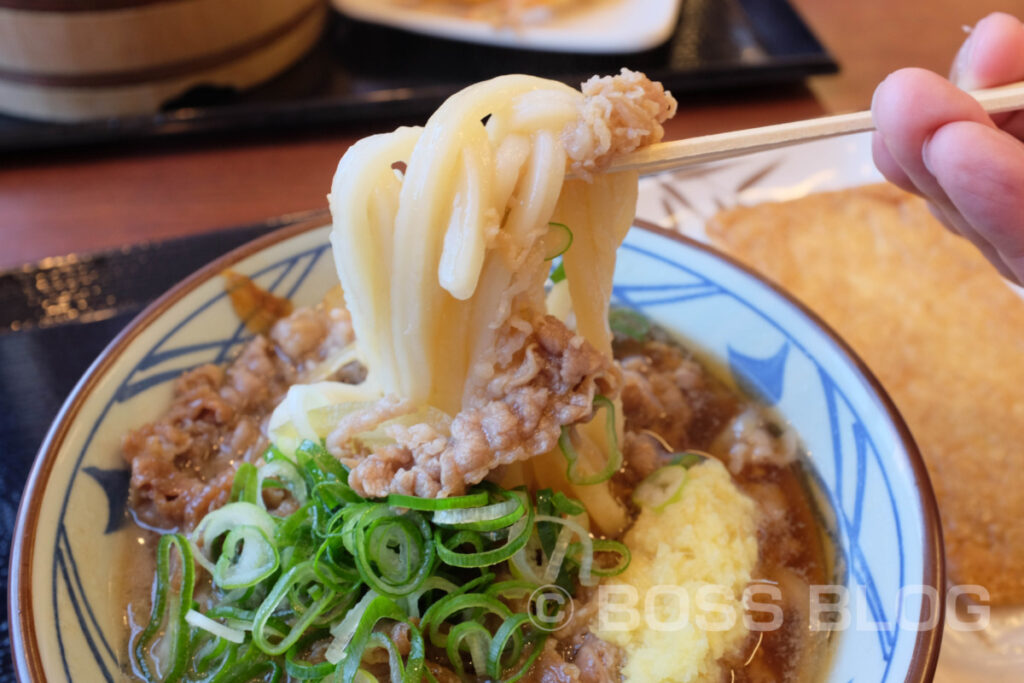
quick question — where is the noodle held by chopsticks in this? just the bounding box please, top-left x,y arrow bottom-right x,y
271,70 -> 676,534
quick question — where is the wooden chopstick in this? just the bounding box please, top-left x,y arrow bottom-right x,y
603,81 -> 1024,177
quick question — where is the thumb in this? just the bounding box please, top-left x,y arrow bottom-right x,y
950,12 -> 1024,142
951,12 -> 1024,91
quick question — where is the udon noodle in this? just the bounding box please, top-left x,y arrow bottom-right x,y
268,70 -> 676,534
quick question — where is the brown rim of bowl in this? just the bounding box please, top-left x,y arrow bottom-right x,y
9,215 -> 945,682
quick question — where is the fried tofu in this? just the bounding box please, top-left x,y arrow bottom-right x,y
707,183 -> 1024,605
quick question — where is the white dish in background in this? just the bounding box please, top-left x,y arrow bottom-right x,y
634,131 -> 885,241
636,131 -> 1024,683
332,0 -> 683,53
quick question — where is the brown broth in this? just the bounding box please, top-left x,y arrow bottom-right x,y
612,331 -> 838,682
120,323 -> 838,682
724,462 -> 837,683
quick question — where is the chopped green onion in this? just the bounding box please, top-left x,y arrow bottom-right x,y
186,609 -> 246,644
325,590 -> 378,664
533,515 -> 597,586
284,632 -> 335,679
312,479 -> 363,509
435,497 -> 533,568
669,451 -> 710,469
422,592 -> 511,648
588,539 -> 631,577
632,464 -> 688,511
191,633 -> 236,677
535,489 -> 585,523
337,596 -> 421,683
498,639 -> 548,683
509,533 -> 547,586
485,580 -> 538,601
312,537 -> 362,590
416,571 -> 494,640
549,261 -> 566,283
559,395 -> 623,485
432,495 -> 524,531
609,307 -> 651,341
133,534 -> 194,682
367,631 -> 410,683
230,462 -> 259,504
549,491 -> 585,516
137,437 -> 630,681
251,562 -> 336,655
190,501 -> 277,575
542,525 -> 574,584
213,525 -> 280,590
487,613 -> 532,679
258,458 -> 308,509
206,646 -> 281,683
386,491 -> 488,511
534,489 -> 583,566
275,500 -> 313,546
352,508 -> 434,597
313,591 -> 360,628
445,621 -> 491,677
400,576 -> 460,619
543,222 -> 574,260
206,605 -> 257,624
296,439 -> 350,488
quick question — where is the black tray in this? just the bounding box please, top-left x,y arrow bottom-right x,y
0,0 -> 835,153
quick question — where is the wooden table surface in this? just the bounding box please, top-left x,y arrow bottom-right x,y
2,0 -> 1022,270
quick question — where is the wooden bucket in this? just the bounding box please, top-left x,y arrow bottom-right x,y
0,0 -> 327,122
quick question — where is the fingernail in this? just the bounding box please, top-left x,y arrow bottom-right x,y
921,134 -> 936,176
870,73 -> 891,118
951,27 -> 979,89
870,75 -> 885,110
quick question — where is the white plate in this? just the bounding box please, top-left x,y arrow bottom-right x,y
332,0 -> 682,53
635,132 -> 884,240
635,131 -> 1024,683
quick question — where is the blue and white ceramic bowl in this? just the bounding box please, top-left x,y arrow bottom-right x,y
9,218 -> 943,682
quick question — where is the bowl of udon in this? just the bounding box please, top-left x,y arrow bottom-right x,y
9,71 -> 942,683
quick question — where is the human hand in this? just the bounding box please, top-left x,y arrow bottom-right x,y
871,12 -> 1024,282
